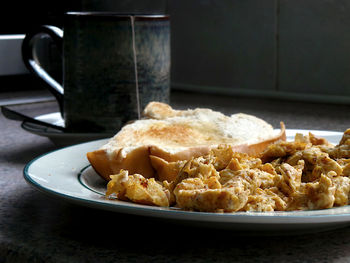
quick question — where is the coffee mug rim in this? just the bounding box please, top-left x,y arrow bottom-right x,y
65,12 -> 169,19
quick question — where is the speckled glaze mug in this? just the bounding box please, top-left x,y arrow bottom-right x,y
22,12 -> 170,133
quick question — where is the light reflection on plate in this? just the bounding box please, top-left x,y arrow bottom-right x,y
23,129 -> 350,234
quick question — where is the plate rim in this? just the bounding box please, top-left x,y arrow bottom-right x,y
23,129 -> 350,226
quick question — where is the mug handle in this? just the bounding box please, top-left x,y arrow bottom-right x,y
22,25 -> 64,116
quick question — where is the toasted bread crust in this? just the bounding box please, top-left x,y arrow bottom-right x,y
87,146 -> 155,181
87,102 -> 286,182
143,101 -> 181,119
87,149 -> 115,181
232,122 -> 287,157
149,145 -> 211,162
87,123 -> 286,182
149,155 -> 184,182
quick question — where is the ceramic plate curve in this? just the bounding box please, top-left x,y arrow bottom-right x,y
24,129 -> 350,233
21,112 -> 112,146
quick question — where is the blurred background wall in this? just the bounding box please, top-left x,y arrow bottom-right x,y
1,0 -> 350,103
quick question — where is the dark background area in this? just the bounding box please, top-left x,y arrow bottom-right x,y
0,0 -> 167,34
0,0 -> 168,94
1,1 -> 350,104
0,1 -> 81,34
0,1 -> 80,92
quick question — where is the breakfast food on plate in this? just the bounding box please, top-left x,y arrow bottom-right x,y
87,102 -> 286,182
86,101 -> 350,212
106,129 -> 350,212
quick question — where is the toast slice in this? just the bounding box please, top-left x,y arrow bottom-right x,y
87,102 -> 286,181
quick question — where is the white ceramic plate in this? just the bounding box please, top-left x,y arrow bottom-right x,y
21,112 -> 113,146
24,129 -> 350,234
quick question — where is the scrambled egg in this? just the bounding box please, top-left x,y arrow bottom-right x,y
106,129 -> 350,212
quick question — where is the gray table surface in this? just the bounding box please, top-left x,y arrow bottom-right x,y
2,90 -> 350,263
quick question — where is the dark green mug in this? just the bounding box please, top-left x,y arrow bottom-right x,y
22,12 -> 170,133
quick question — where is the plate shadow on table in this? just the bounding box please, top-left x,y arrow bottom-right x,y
3,186 -> 350,262
2,141 -> 58,165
